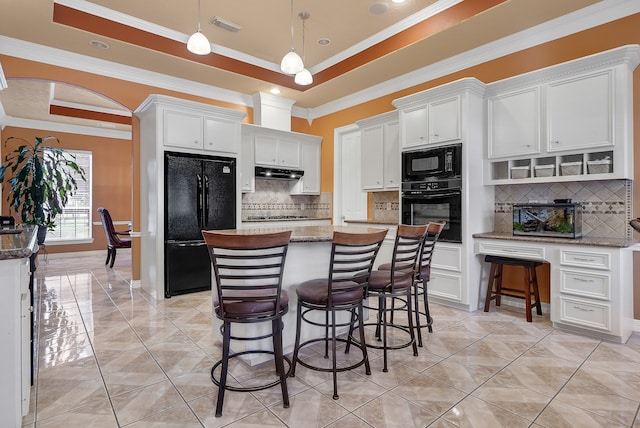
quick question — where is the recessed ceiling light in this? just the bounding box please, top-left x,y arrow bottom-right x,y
270,87 -> 281,95
391,0 -> 406,3
318,38 -> 331,46
369,2 -> 388,15
90,40 -> 109,49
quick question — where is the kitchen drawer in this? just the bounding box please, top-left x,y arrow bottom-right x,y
428,270 -> 462,303
476,240 -> 545,261
432,244 -> 461,272
560,249 -> 610,270
559,296 -> 611,332
560,269 -> 610,300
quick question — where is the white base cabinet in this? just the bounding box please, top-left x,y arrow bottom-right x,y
0,257 -> 31,427
475,238 -> 634,343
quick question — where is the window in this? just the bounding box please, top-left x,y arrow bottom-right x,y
45,150 -> 92,244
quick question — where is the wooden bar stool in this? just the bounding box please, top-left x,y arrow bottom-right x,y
483,255 -> 543,322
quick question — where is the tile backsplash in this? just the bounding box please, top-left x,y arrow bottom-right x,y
241,179 -> 332,220
372,191 -> 400,223
493,180 -> 632,239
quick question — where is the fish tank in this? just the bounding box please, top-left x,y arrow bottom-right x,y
513,203 -> 582,239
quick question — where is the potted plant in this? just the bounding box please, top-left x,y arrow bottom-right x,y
0,135 -> 86,243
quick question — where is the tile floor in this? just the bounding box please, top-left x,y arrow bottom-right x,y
23,252 -> 640,427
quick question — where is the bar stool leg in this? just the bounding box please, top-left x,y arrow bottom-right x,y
414,281 -> 423,347
215,321 -> 231,417
273,319 -> 289,408
484,263 -> 498,312
531,265 -> 543,315
523,267 -> 533,322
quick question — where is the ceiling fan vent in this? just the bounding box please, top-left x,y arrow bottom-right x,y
209,16 -> 243,32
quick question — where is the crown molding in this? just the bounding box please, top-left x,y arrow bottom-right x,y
0,115 -> 132,139
0,60 -> 7,90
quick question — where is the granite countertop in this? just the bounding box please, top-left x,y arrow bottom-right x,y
242,217 -> 332,223
215,225 -> 392,242
344,219 -> 399,225
0,225 -> 39,260
473,231 -> 638,248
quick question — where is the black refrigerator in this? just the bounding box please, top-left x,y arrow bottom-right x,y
164,151 -> 236,297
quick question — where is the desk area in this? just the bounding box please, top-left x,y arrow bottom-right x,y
474,231 -> 636,343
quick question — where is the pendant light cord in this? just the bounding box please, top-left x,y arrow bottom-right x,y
289,0 -> 295,49
197,0 -> 202,31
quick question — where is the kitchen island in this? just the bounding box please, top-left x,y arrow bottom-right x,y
474,232 -> 638,343
0,225 -> 38,428
210,225 -> 392,364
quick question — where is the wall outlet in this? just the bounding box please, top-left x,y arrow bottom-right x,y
387,202 -> 392,210
300,203 -> 305,210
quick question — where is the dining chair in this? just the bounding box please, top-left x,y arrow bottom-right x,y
290,229 -> 387,399
202,230 -> 292,417
364,224 -> 427,372
97,207 -> 131,268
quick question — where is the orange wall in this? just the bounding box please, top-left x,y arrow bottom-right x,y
1,127 -> 132,254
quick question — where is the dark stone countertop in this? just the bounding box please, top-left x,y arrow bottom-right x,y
242,217 -> 332,223
344,219 -> 399,225
0,225 -> 39,260
473,231 -> 638,248
217,225 -> 392,242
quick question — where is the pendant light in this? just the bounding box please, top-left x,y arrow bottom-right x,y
187,0 -> 211,55
280,0 -> 304,74
294,12 -> 313,86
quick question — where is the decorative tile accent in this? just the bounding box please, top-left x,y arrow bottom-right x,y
241,179 -> 332,219
372,191 -> 400,223
494,180 -> 632,239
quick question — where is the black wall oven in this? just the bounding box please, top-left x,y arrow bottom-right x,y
401,178 -> 462,243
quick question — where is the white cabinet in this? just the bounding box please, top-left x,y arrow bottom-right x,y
554,246 -> 632,342
254,134 -> 301,168
484,45 -> 640,184
163,109 -> 241,154
428,96 -> 461,144
395,94 -> 461,149
135,95 -> 246,300
240,134 -> 255,192
429,244 -> 463,303
487,87 -> 540,159
241,123 -> 322,195
291,140 -> 321,195
357,111 -> 399,191
0,254 -> 32,427
546,70 -> 612,152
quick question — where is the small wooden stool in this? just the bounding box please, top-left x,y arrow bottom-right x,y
483,255 -> 543,322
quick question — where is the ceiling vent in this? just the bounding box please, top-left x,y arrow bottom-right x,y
209,16 -> 242,32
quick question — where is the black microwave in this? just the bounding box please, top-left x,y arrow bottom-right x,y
402,143 -> 462,181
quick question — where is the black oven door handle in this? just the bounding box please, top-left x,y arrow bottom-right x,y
403,191 -> 460,199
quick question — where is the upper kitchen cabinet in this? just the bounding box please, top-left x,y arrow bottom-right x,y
356,111 -> 399,191
487,87 -> 541,159
485,45 -> 640,184
154,98 -> 244,155
290,140 -> 322,195
546,70 -> 612,153
393,78 -> 485,150
254,134 -> 301,168
241,124 -> 322,194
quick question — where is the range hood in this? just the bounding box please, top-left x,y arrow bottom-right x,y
255,166 -> 304,180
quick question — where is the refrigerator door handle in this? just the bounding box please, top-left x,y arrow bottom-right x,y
203,175 -> 209,226
196,173 -> 203,229
173,242 -> 207,247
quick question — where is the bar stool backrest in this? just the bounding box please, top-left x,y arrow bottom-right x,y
327,230 -> 388,306
388,225 -> 428,285
202,230 -> 292,321
418,221 -> 446,280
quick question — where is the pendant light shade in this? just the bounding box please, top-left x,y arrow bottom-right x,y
281,50 -> 304,75
187,30 -> 211,55
294,68 -> 313,85
280,0 -> 304,74
187,0 -> 211,55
